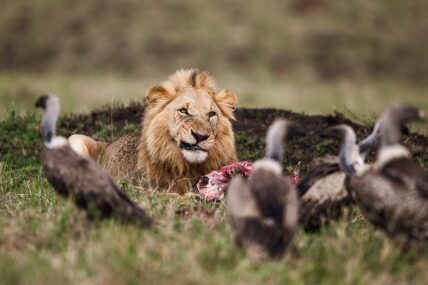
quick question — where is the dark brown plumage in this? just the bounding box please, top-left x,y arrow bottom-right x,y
297,112 -> 411,231
346,151 -> 428,243
345,103 -> 428,244
36,94 -> 152,227
226,119 -> 299,258
297,122 -> 375,230
298,155 -> 352,230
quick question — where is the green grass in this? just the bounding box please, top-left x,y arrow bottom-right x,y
2,71 -> 428,122
1,99 -> 428,284
2,0 -> 428,281
2,167 -> 428,284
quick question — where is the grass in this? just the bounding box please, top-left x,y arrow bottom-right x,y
1,170 -> 428,284
1,93 -> 428,284
2,0 -> 428,281
2,71 -> 428,123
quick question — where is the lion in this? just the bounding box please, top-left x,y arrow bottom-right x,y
68,69 -> 238,193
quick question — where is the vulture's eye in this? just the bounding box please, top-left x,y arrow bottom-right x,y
207,111 -> 217,118
179,108 -> 189,115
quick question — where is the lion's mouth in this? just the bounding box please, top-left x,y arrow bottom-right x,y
180,142 -> 207,152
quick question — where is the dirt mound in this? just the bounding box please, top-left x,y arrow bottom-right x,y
57,102 -> 428,174
59,101 -> 145,138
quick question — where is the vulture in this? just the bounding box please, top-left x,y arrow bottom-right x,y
297,121 -> 379,230
343,103 -> 428,245
226,119 -> 300,258
36,94 -> 152,227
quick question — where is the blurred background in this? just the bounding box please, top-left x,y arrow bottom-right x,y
1,0 -> 427,122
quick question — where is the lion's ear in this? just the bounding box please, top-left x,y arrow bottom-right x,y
215,89 -> 237,120
146,85 -> 173,107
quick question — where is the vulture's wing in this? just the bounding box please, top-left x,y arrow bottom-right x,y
381,158 -> 428,198
299,170 -> 351,230
226,176 -> 261,250
76,151 -> 152,226
248,169 -> 289,225
282,181 -> 299,237
41,145 -> 151,226
297,155 -> 341,197
227,175 -> 296,258
226,176 -> 260,219
40,146 -> 76,197
251,175 -> 298,257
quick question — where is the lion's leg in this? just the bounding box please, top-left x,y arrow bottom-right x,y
167,179 -> 195,195
68,134 -> 108,160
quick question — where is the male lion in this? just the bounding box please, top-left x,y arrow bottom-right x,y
68,69 -> 238,193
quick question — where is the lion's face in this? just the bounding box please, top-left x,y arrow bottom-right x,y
166,88 -> 222,163
138,69 -> 238,193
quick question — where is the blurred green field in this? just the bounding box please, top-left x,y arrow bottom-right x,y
1,0 -> 428,120
2,0 -> 428,81
1,71 -> 428,127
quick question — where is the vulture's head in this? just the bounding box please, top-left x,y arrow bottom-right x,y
35,94 -> 49,109
320,124 -> 355,142
380,103 -> 425,146
386,103 -> 426,124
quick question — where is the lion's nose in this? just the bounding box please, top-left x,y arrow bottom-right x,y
191,130 -> 209,143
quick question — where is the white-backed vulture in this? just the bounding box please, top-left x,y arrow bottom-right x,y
297,121 -> 380,230
345,103 -> 427,244
36,94 -> 152,227
226,119 -> 300,258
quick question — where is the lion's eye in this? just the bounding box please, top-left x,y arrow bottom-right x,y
207,111 -> 217,118
179,108 -> 189,115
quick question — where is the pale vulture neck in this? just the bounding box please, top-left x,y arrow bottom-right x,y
358,117 -> 383,162
265,119 -> 288,163
379,112 -> 402,147
339,126 -> 358,176
42,96 -> 60,144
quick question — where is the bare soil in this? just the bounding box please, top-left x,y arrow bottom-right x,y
57,102 -> 428,174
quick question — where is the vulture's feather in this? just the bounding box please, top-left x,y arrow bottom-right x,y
36,94 -> 152,227
297,125 -> 364,230
346,103 -> 428,244
226,119 -> 299,258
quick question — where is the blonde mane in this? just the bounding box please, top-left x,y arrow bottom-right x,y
137,69 -> 238,193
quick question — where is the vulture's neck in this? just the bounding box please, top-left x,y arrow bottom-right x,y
339,128 -> 358,176
358,118 -> 383,162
